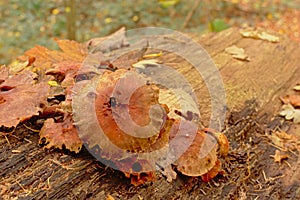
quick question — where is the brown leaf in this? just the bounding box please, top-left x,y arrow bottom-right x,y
269,131 -> 299,151
0,70 -> 49,127
39,115 -> 82,153
18,39 -> 88,73
203,128 -> 229,157
280,95 -> 300,107
271,150 -> 289,163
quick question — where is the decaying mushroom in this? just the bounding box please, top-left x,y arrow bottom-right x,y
169,120 -> 228,182
73,67 -> 176,185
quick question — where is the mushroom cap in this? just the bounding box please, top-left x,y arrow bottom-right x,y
170,120 -> 218,176
73,68 -> 174,174
94,68 -> 169,152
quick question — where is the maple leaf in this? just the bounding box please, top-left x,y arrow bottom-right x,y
39,114 -> 82,153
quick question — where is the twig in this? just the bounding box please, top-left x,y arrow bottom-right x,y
23,124 -> 40,132
1,133 -> 11,146
262,170 -> 285,183
16,180 -> 30,195
0,127 -> 16,146
182,0 -> 201,28
49,159 -> 76,170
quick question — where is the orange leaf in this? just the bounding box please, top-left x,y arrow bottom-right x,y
39,115 -> 82,153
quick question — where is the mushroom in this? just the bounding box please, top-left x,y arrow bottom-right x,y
73,68 -> 174,185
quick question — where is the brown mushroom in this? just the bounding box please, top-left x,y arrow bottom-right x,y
94,68 -> 170,152
170,120 -> 219,177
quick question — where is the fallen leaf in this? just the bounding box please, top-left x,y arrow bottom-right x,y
18,39 -> 88,73
225,45 -> 250,61
271,150 -> 289,163
279,104 -> 300,123
132,59 -> 160,69
280,95 -> 300,107
39,115 -> 82,153
293,85 -> 300,91
269,130 -> 299,151
240,29 -> 279,43
48,80 -> 59,87
143,51 -> 163,59
0,70 -> 49,127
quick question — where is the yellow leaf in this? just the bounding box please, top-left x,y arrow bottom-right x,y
143,51 -> 163,59
240,29 -> 279,43
48,80 -> 59,87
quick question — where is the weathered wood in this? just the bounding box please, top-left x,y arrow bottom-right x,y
1,28 -> 300,199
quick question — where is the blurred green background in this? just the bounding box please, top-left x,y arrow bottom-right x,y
0,0 -> 299,64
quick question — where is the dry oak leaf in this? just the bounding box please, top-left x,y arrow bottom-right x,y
39,114 -> 82,153
0,69 -> 49,127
